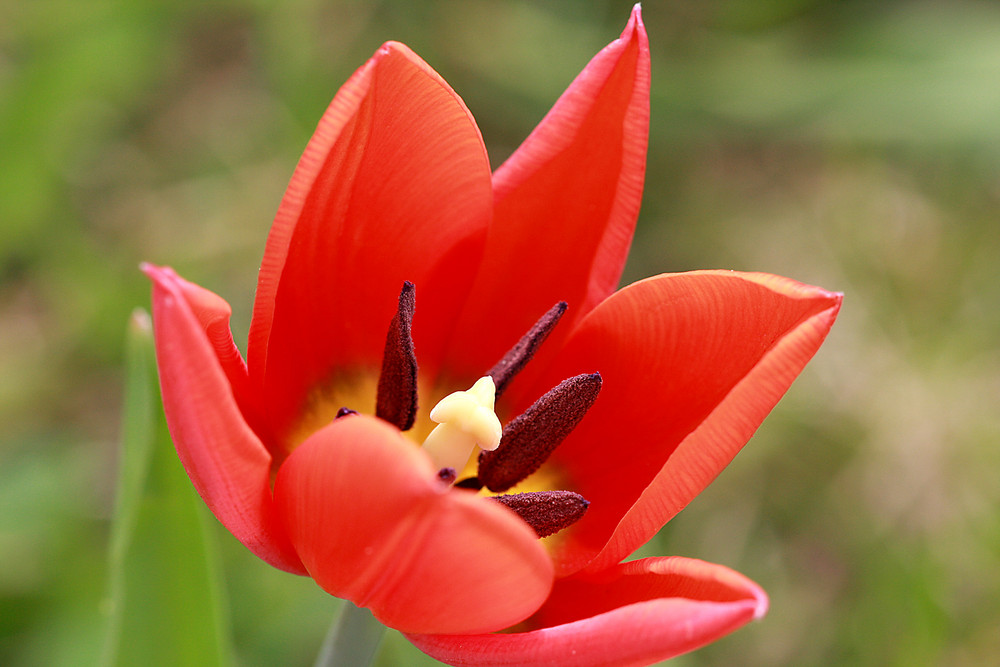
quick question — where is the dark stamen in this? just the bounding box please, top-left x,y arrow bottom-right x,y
375,281 -> 418,431
492,491 -> 590,538
437,467 -> 457,484
479,373 -> 602,492
488,301 -> 567,397
454,476 -> 484,491
335,407 -> 358,419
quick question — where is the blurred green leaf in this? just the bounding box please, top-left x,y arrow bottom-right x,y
101,309 -> 232,667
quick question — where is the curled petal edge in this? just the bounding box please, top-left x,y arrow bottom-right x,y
143,264 -> 304,575
406,556 -> 767,667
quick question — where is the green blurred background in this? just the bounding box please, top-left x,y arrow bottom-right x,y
3,0 -> 999,664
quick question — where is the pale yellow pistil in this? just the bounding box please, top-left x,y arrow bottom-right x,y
422,376 -> 502,474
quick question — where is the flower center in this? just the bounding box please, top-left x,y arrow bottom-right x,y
353,282 -> 600,539
421,376 -> 502,472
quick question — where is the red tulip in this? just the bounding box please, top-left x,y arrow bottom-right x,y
143,5 -> 841,665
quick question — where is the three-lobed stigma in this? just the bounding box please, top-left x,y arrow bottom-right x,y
422,376 -> 503,472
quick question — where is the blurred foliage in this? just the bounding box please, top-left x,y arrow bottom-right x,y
2,0 -> 999,665
102,311 -> 231,667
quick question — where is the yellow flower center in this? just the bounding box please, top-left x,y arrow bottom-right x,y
288,284 -> 596,540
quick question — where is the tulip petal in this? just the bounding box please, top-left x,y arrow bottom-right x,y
272,415 -> 553,635
248,42 -> 493,440
144,264 -> 305,575
407,556 -> 767,667
445,5 -> 650,379
517,271 -> 841,575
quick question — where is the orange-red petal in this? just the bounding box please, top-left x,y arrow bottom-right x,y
445,5 -> 650,379
143,264 -> 305,575
247,42 -> 493,439
514,271 -> 842,575
272,414 -> 553,635
406,556 -> 767,667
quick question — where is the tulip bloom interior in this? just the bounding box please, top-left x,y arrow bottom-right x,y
144,6 -> 841,665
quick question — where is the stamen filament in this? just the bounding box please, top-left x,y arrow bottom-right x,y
454,476 -> 483,490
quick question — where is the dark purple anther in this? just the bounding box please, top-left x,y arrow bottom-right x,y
479,373 -> 602,492
376,281 -> 418,431
491,491 -> 590,538
488,301 -> 567,397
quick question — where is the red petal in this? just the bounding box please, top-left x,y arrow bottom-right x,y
518,271 -> 842,575
248,42 -> 493,439
143,264 -> 305,574
272,414 -> 553,635
407,556 -> 767,667
445,5 -> 650,378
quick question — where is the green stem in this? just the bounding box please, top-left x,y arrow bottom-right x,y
314,601 -> 387,667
